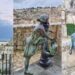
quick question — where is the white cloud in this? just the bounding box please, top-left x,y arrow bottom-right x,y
0,13 -> 13,24
0,0 -> 13,23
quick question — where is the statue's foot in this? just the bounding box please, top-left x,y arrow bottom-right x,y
38,59 -> 53,69
24,72 -> 33,75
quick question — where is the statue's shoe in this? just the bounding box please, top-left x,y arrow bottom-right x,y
24,72 -> 33,75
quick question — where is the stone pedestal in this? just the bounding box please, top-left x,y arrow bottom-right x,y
39,51 -> 53,68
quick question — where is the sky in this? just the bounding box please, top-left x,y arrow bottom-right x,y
0,0 -> 13,22
0,20 -> 13,41
0,0 -> 13,41
14,0 -> 63,9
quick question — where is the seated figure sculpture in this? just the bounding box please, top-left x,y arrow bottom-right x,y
24,14 -> 57,75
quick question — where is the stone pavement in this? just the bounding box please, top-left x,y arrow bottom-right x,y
14,62 -> 61,75
62,66 -> 75,75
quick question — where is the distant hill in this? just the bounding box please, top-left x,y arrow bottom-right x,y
0,20 -> 13,41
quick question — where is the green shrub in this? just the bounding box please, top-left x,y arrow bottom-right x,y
66,23 -> 75,35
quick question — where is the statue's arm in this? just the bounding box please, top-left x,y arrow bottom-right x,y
43,31 -> 53,41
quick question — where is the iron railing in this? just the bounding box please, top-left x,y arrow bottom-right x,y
0,53 -> 13,75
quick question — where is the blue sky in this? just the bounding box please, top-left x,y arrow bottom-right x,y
14,0 -> 63,9
0,0 -> 13,41
0,20 -> 13,41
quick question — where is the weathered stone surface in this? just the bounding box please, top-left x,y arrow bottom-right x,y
62,37 -> 75,75
14,62 -> 61,75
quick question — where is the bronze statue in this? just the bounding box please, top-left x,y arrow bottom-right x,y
24,14 -> 57,75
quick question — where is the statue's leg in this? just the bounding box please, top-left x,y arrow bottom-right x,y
43,39 -> 54,57
24,57 -> 29,73
24,57 -> 32,75
39,38 -> 53,68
